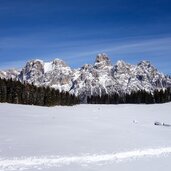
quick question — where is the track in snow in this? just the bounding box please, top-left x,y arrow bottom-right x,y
1,147 -> 171,171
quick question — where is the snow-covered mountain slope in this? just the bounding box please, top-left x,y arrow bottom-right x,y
18,58 -> 73,92
0,53 -> 171,101
0,69 -> 20,80
0,103 -> 171,171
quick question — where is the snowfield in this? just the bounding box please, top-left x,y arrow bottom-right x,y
0,103 -> 171,171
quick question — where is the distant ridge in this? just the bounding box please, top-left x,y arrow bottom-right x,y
0,53 -> 171,102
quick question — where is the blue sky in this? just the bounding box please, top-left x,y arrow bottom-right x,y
0,0 -> 171,74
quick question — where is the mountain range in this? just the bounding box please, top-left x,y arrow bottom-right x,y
0,53 -> 171,102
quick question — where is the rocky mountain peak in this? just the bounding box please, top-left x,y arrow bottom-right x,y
43,58 -> 68,73
0,53 -> 171,102
94,53 -> 112,68
95,53 -> 109,62
115,60 -> 127,67
137,60 -> 158,75
52,58 -> 68,67
19,59 -> 44,83
81,64 -> 93,71
138,60 -> 151,67
114,60 -> 132,73
25,59 -> 44,72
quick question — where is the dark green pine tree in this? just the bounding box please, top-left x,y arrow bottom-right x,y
0,78 -> 7,102
0,78 -> 79,106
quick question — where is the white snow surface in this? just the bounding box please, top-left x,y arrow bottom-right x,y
44,62 -> 53,73
0,103 -> 171,171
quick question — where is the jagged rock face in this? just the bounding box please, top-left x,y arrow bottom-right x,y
18,58 -> 73,92
70,54 -> 114,102
43,59 -> 73,91
111,60 -> 171,93
19,59 -> 44,85
0,53 -> 171,102
94,53 -> 112,69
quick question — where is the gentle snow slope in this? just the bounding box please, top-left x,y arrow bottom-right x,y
0,103 -> 171,171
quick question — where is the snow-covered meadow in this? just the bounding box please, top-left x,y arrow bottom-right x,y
0,103 -> 171,171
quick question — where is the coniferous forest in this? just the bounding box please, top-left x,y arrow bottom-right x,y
0,78 -> 79,106
0,78 -> 171,106
87,88 -> 171,104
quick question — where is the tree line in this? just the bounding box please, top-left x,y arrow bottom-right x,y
87,88 -> 171,104
0,77 -> 171,106
0,78 -> 79,106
